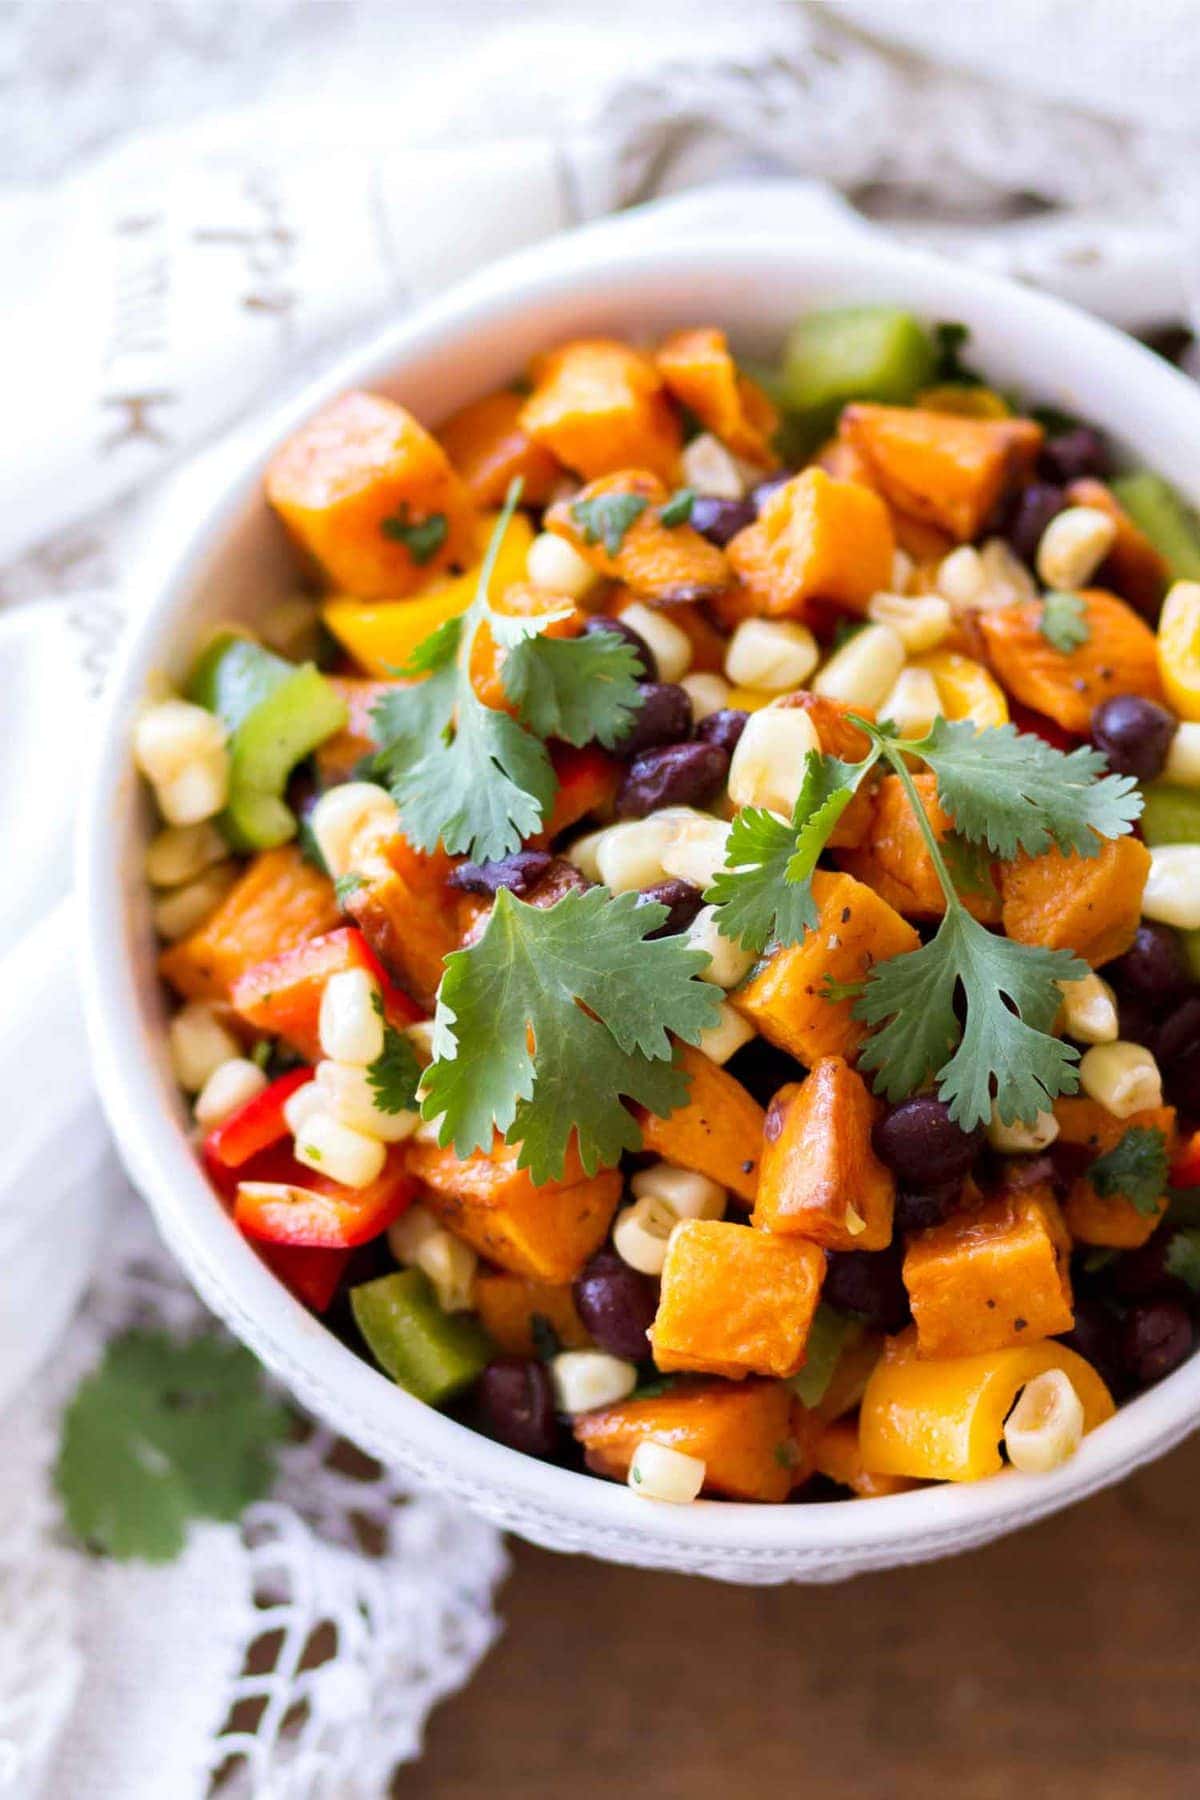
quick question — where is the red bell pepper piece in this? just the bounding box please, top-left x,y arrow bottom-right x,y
257,1242 -> 351,1313
1009,702 -> 1079,753
203,1068 -> 313,1173
230,925 -> 422,1060
1171,1128 -> 1200,1189
234,1145 -> 416,1248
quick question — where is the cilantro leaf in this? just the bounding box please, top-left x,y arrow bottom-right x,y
705,749 -> 878,952
422,886 -> 722,1182
570,492 -> 647,557
932,320 -> 984,386
660,487 -> 696,527
856,900 -> 1086,1130
389,696 -> 555,861
1090,1125 -> 1169,1217
1165,1227 -> 1200,1293
55,1332 -> 289,1563
940,832 -> 999,902
910,717 -> 1141,861
380,505 -> 448,564
788,1306 -> 864,1409
500,626 -> 643,748
367,996 -> 422,1115
529,1314 -> 561,1362
1040,590 -> 1091,652
334,871 -> 363,906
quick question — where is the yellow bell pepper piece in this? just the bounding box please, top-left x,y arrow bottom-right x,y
1157,579 -> 1200,721
912,648 -> 1009,731
859,1328 -> 1115,1483
724,686 -> 778,713
321,510 -> 534,677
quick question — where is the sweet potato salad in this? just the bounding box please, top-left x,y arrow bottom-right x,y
135,307 -> 1200,1505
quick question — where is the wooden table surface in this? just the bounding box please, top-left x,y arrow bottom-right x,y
402,1432 -> 1200,1799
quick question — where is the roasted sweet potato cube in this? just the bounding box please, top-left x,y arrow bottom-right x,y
468,581 -> 585,712
732,872 -> 920,1068
520,339 -> 681,484
633,1044 -> 765,1205
655,326 -> 779,467
546,470 -> 728,603
649,1220 -> 825,1379
158,845 -> 340,1003
472,1272 -> 592,1356
1067,478 -> 1168,618
409,1138 -> 621,1283
755,1056 -> 894,1250
812,1416 -> 920,1498
903,1186 -> 1074,1358
437,388 -> 561,508
343,832 -> 462,1011
837,772 -> 1000,922
1000,833 -> 1150,969
841,404 -> 1042,542
726,468 -> 894,618
1054,1098 -> 1176,1247
574,1378 -> 795,1502
977,589 -> 1164,734
265,390 -> 476,597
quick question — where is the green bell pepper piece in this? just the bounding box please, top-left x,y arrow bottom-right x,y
1139,784 -> 1200,847
186,632 -> 347,852
1109,471 -> 1200,583
351,1269 -> 492,1406
779,306 -> 935,445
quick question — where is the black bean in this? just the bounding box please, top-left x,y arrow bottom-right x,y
695,708 -> 749,757
1108,922 -> 1191,1006
1115,994 -> 1162,1058
1005,481 -> 1067,566
1091,694 -> 1177,782
1057,1299 -> 1128,1397
1121,1299 -> 1195,1387
894,1180 -> 963,1234
1158,994 -> 1200,1115
689,496 -> 756,547
1038,425 -> 1111,484
726,1039 -> 806,1110
447,850 -> 554,898
823,1243 -> 911,1333
616,740 -> 729,818
572,1249 -> 659,1361
612,682 -> 693,760
635,879 -> 704,938
750,472 -> 794,513
582,613 -> 655,682
871,1098 -> 984,1190
477,1358 -> 560,1459
1111,1230 -> 1191,1304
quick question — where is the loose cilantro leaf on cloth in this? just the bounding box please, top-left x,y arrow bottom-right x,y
422,886 -> 721,1182
570,491 -> 648,557
909,717 -> 1141,860
367,995 -> 422,1115
659,487 -> 696,527
1040,589 -> 1092,652
1166,1227 -> 1200,1292
706,749 -> 879,952
380,505 -> 448,564
1089,1125 -> 1170,1216
501,626 -> 642,747
788,1306 -> 864,1409
369,484 -> 640,862
55,1332 -> 289,1563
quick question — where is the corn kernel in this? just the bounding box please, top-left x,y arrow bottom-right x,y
685,904 -> 756,989
595,816 -> 679,892
294,1109 -> 387,1188
628,1438 -> 706,1503
193,1057 -> 268,1130
315,1058 -> 419,1143
612,1195 -> 679,1275
1142,844 -> 1200,930
724,618 -> 819,692
155,751 -> 230,826
388,1204 -> 476,1312
1036,506 -> 1117,590
631,1162 -> 726,1221
387,1204 -> 441,1265
680,672 -> 733,721
1163,720 -> 1200,786
1079,1040 -> 1163,1119
867,590 -> 953,654
318,968 -> 384,1066
987,1107 -> 1060,1154
168,1001 -> 240,1094
133,699 -> 227,786
526,530 -> 601,600
878,665 -> 941,737
309,782 -> 399,881
892,548 -> 915,592
812,623 -> 906,712
144,820 -> 228,889
618,602 -> 692,684
1057,972 -> 1118,1044
936,545 -> 986,606
727,704 -> 821,815
551,1350 -> 638,1415
696,998 -> 756,1066
979,537 -> 1038,606
660,816 -> 731,890
1004,1369 -> 1085,1474
152,863 -> 238,941
283,1079 -> 323,1135
681,432 -> 745,499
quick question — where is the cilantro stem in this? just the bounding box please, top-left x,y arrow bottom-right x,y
456,476 -> 525,681
876,732 -> 961,911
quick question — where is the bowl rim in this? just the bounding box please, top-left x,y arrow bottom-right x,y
78,223 -> 1200,1567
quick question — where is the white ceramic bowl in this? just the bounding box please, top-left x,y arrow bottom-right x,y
79,227 -> 1200,1584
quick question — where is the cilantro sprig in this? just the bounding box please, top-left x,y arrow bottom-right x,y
370,482 -> 643,863
1089,1125 -> 1169,1217
1040,590 -> 1091,653
55,1332 -> 289,1563
421,885 -> 722,1182
367,994 -> 422,1115
706,714 -> 1141,1131
380,504 -> 448,564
